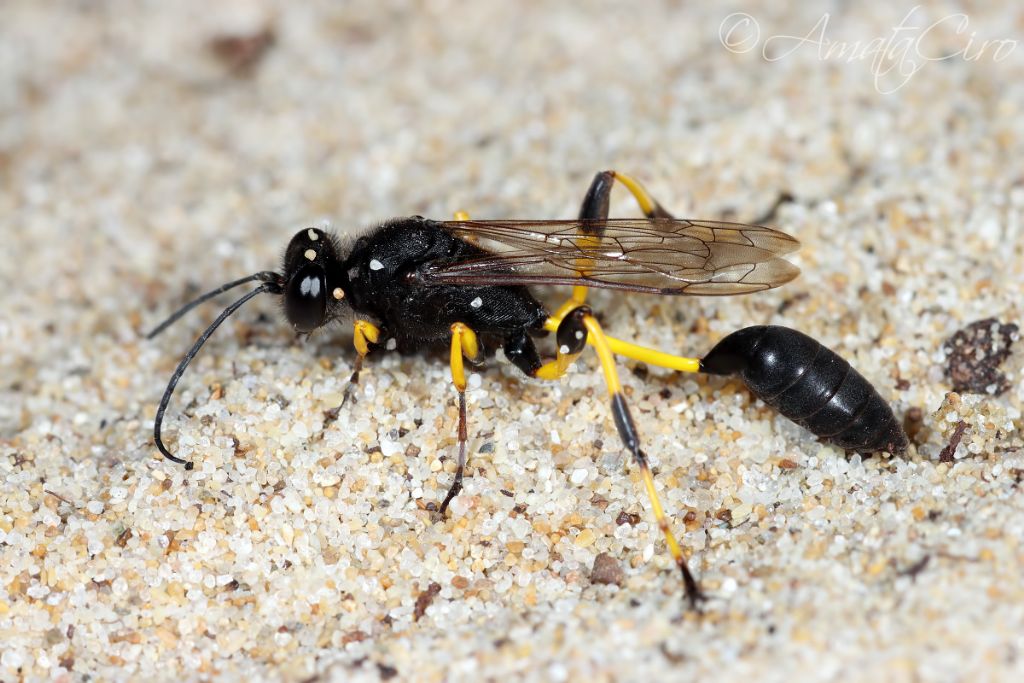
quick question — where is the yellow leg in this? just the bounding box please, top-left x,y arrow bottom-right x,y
535,349 -> 584,380
453,210 -> 482,245
448,322 -> 480,392
552,293 -> 589,325
553,170 -> 675,320
353,320 -> 381,356
612,170 -> 673,219
581,312 -> 704,609
441,323 -> 481,515
534,306 -> 591,380
554,233 -> 598,321
530,304 -> 704,605
541,316 -> 701,374
342,320 -> 382,406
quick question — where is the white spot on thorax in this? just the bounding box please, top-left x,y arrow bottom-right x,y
386,338 -> 397,351
304,249 -> 317,261
369,259 -> 384,271
559,344 -> 570,355
470,296 -> 483,308
332,288 -> 345,300
307,229 -> 319,241
575,330 -> 584,340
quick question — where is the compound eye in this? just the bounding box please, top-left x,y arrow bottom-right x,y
284,263 -> 327,332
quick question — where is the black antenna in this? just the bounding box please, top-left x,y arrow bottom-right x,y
154,281 -> 282,469
146,271 -> 280,339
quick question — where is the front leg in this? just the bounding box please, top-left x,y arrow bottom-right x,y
439,322 -> 483,516
341,319 -> 382,407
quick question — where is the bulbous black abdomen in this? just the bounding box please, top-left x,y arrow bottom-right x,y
701,326 -> 908,454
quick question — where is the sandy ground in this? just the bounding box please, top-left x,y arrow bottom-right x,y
2,2 -> 1023,682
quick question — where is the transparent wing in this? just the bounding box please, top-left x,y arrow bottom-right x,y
418,218 -> 800,295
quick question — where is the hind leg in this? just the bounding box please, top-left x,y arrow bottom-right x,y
552,170 -> 677,322
515,307 -> 705,609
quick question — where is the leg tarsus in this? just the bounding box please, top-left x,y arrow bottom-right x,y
340,354 -> 365,408
679,557 -> 707,612
439,390 -> 468,517
438,475 -> 462,517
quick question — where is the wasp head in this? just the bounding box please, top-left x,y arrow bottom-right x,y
282,227 -> 348,333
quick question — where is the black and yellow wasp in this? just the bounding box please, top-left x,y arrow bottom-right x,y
149,170 -> 906,607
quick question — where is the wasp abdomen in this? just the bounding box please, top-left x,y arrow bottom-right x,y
701,326 -> 908,454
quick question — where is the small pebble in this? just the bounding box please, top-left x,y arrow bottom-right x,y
574,529 -> 597,547
590,553 -> 626,586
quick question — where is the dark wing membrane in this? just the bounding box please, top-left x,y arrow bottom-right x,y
420,218 -> 800,295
